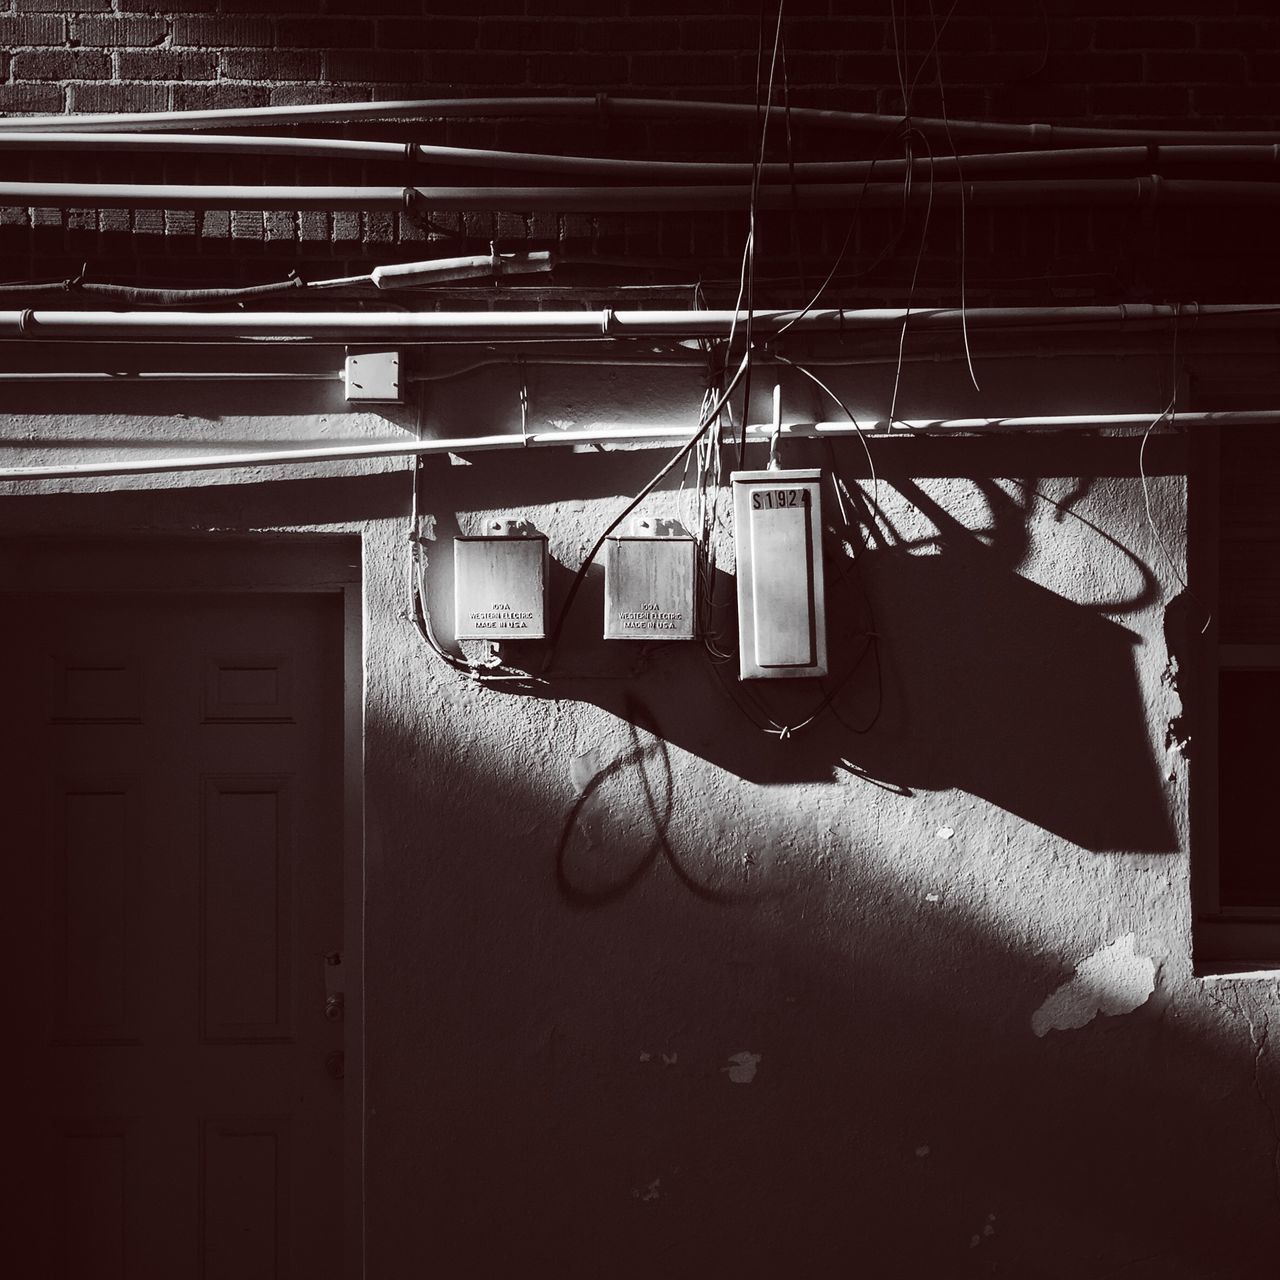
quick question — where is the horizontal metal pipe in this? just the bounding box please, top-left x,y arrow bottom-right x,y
0,303 -> 1266,344
0,96 -> 614,134
0,339 -> 1224,385
0,411 -> 1269,484
4,95 -> 1280,148
3,134 -> 1280,182
0,131 -> 410,162
310,250 -> 553,290
3,176 -> 1280,212
0,370 -> 334,382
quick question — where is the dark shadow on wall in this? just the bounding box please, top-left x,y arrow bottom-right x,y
0,429 -> 1184,860
8,449 -> 1270,1280
0,468 -> 411,527
367,707 -> 1279,1280
424,435 -> 1182,852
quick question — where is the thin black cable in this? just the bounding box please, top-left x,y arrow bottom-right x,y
738,0 -> 786,469
889,0 -> 912,116
772,123 -> 910,339
779,28 -> 808,297
541,351 -> 751,672
705,442 -> 885,741
887,129 -> 938,430
1139,303 -> 1191,597
774,353 -> 880,522
905,0 -> 961,107
927,0 -> 979,391
406,456 -> 538,682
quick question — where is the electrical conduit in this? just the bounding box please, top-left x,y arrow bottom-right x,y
2,412 -> 1275,484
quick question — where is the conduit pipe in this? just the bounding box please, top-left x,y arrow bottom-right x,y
5,133 -> 1280,182
4,177 -> 1280,213
0,411 -> 1269,484
0,304 -> 1265,344
5,95 -> 1280,148
0,254 -> 550,305
0,338 -> 1244,384
311,250 -> 552,290
0,278 -> 307,306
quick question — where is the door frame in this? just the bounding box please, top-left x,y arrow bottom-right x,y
0,534 -> 366,1280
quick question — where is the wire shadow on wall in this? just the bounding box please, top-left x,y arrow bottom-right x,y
414,433 -> 1181,855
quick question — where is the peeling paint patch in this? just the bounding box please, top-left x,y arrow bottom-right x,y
936,826 -> 954,840
569,747 -> 603,795
632,1178 -> 661,1203
724,1051 -> 762,1084
924,892 -> 941,903
969,1213 -> 997,1247
1031,934 -> 1156,1037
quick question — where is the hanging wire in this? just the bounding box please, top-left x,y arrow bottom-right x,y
778,26 -> 808,297
773,354 -> 880,524
737,0 -> 787,469
887,129 -> 939,431
772,121 -> 917,340
889,0 -> 912,116
1138,303 -> 1189,595
926,0 -> 980,391
540,348 -> 754,672
406,454 -> 536,681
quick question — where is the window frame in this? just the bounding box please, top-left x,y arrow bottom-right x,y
1190,415 -> 1280,967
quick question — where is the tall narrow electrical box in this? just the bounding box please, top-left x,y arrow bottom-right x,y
454,520 -> 547,640
603,519 -> 696,640
731,469 -> 827,679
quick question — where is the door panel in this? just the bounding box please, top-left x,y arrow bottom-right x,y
6,590 -> 344,1279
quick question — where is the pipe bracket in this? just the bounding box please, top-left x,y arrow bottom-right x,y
402,186 -> 434,232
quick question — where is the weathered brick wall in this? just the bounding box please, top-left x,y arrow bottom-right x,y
2,3 -> 1279,302
2,4 -> 1279,125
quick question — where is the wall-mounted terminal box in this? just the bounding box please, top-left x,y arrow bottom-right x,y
731,469 -> 827,680
453,519 -> 547,640
603,518 -> 696,641
343,348 -> 402,403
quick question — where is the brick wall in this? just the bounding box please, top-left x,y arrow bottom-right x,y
2,2 -> 1280,303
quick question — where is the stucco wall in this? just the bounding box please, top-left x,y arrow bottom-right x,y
4,348 -> 1279,1276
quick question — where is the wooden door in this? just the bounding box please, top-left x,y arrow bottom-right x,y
6,587 -> 346,1278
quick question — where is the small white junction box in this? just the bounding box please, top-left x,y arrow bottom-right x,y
454,521 -> 547,640
731,468 -> 827,679
603,522 -> 696,641
343,348 -> 402,403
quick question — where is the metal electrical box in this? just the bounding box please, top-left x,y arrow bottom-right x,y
731,468 -> 827,679
453,521 -> 547,640
343,348 -> 402,403
603,520 -> 696,640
